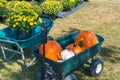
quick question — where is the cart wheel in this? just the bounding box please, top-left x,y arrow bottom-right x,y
64,74 -> 77,80
89,58 -> 104,77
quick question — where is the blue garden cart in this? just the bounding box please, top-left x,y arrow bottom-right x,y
0,15 -> 53,68
32,17 -> 104,80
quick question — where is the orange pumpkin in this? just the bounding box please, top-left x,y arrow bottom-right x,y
75,30 -> 98,50
39,40 -> 62,62
65,43 -> 83,55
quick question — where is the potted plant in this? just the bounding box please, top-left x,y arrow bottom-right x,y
6,1 -> 42,40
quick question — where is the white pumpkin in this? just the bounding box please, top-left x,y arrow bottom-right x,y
60,49 -> 75,60
57,60 -> 63,62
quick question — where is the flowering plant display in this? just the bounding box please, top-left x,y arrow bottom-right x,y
40,1 -> 63,15
6,1 -> 42,33
6,10 -> 42,33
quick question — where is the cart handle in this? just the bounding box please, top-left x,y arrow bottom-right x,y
37,14 -> 53,27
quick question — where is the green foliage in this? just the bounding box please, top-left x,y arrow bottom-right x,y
40,1 -> 63,15
6,1 -> 19,10
61,0 -> 76,11
0,0 -> 9,17
30,1 -> 43,15
75,0 -> 83,5
75,0 -> 82,3
7,0 -> 27,1
0,3 -> 4,9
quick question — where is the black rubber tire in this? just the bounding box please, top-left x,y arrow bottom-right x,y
89,58 -> 104,77
64,74 -> 77,80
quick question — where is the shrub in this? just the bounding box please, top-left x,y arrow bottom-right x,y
12,1 -> 31,10
60,0 -> 76,11
40,1 -> 63,15
75,0 -> 83,6
6,1 -> 42,15
30,1 -> 43,15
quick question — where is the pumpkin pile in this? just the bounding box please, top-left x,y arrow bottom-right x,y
59,30 -> 98,61
39,30 -> 98,62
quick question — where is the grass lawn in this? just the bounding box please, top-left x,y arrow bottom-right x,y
0,0 -> 120,80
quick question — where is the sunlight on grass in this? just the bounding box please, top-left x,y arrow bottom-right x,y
0,23 -> 7,29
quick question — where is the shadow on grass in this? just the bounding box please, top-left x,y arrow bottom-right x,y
0,49 -> 6,69
0,46 -> 41,80
99,46 -> 120,63
7,62 -> 40,80
73,45 -> 120,79
56,27 -> 81,39
0,56 -> 40,80
62,27 -> 81,34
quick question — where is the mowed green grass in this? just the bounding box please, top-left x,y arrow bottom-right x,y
0,0 -> 120,80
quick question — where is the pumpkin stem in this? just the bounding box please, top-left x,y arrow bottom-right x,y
73,42 -> 77,47
79,40 -> 84,47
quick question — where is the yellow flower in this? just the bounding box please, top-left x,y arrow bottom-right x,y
6,19 -> 10,22
18,16 -> 22,21
14,15 -> 18,18
69,0 -> 75,3
19,12 -> 23,15
13,24 -> 16,28
38,18 -> 42,23
27,17 -> 31,22
23,17 -> 27,21
30,18 -> 34,22
16,22 -> 19,25
34,22 -> 37,25
29,22 -> 33,26
14,19 -> 17,22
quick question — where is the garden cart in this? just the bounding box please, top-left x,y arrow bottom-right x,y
32,16 -> 104,80
0,15 -> 53,68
